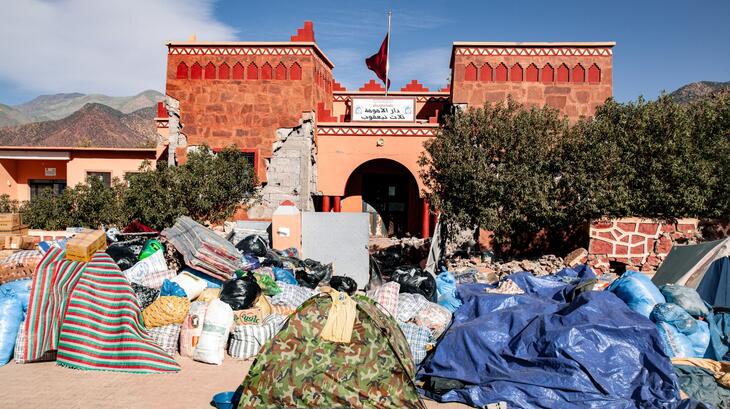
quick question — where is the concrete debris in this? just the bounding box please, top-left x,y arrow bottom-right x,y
564,247 -> 588,267
485,279 -> 524,295
447,253 -> 567,282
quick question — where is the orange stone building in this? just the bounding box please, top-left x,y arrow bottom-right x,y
158,22 -> 614,238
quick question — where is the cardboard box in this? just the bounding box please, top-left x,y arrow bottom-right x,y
0,225 -> 29,235
0,235 -> 33,250
232,307 -> 266,326
65,229 -> 107,262
0,213 -> 22,231
232,295 -> 272,326
20,236 -> 36,250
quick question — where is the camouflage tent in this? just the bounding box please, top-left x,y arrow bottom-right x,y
236,293 -> 427,409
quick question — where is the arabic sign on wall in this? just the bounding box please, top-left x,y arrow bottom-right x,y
351,97 -> 415,122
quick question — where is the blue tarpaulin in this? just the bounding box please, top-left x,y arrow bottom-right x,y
417,271 -> 684,408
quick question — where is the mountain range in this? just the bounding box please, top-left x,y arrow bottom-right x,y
668,81 -> 730,104
0,103 -> 159,148
0,90 -> 163,128
0,90 -> 163,148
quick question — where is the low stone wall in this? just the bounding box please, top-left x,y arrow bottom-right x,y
588,217 -> 728,273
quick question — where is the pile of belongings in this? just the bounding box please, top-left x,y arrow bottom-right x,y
416,265 -> 724,409
365,266 -> 454,364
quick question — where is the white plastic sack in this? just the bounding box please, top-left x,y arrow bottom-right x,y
171,271 -> 207,301
180,301 -> 208,358
193,299 -> 233,365
123,250 -> 168,284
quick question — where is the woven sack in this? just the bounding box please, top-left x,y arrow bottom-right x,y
148,323 -> 181,356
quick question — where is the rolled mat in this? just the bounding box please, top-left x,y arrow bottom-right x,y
22,247 -> 180,373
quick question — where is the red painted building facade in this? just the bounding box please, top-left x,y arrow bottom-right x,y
159,22 -> 614,238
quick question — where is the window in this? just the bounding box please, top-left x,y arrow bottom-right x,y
87,171 -> 111,187
29,179 -> 66,200
242,151 -> 256,171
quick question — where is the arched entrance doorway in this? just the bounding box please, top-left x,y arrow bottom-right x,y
344,159 -> 421,237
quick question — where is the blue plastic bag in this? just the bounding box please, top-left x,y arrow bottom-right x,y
436,271 -> 462,312
660,284 -> 709,318
655,321 -> 696,358
273,267 -> 297,285
607,270 -> 665,317
240,254 -> 261,271
0,279 -> 32,312
436,271 -> 457,298
651,303 -> 710,358
160,279 -> 187,298
0,292 -> 23,366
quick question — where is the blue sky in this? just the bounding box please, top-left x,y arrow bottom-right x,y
1,0 -> 728,105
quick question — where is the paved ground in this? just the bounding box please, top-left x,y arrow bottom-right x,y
0,356 -> 470,409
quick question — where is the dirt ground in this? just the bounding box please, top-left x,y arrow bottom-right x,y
0,356 -> 470,409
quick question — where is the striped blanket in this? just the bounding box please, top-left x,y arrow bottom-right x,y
22,247 -> 180,373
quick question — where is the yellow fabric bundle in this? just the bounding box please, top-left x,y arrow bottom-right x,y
142,296 -> 191,328
320,290 -> 357,343
672,357 -> 730,388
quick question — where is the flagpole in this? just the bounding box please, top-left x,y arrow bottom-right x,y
385,10 -> 391,96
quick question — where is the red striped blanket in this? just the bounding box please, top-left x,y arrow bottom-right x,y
22,247 -> 180,373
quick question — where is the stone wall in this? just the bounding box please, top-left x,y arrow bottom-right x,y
588,218 -> 730,273
164,26 -> 333,179
451,44 -> 613,120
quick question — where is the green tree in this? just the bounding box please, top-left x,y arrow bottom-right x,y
177,145 -> 258,223
420,98 -> 571,254
421,93 -> 729,256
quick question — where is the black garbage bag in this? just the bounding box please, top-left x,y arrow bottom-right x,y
392,267 -> 437,302
280,256 -> 304,271
219,274 -> 261,310
236,235 -> 268,257
131,282 -> 159,309
261,249 -> 283,268
329,276 -> 357,295
295,259 -> 333,289
106,237 -> 147,271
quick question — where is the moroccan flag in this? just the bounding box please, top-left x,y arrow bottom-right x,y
366,34 -> 390,89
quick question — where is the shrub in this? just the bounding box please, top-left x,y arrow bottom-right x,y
0,194 -> 20,213
21,145 -> 257,231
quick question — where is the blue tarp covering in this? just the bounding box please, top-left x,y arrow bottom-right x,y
417,271 -> 683,408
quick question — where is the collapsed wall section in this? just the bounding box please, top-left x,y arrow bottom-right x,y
246,112 -> 317,219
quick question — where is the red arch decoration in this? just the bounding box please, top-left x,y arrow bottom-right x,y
261,63 -> 273,80
176,62 -> 188,79
541,64 -> 554,83
464,63 -> 477,81
246,62 -> 258,80
190,62 -> 202,79
219,63 -> 230,79
290,62 -> 302,80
